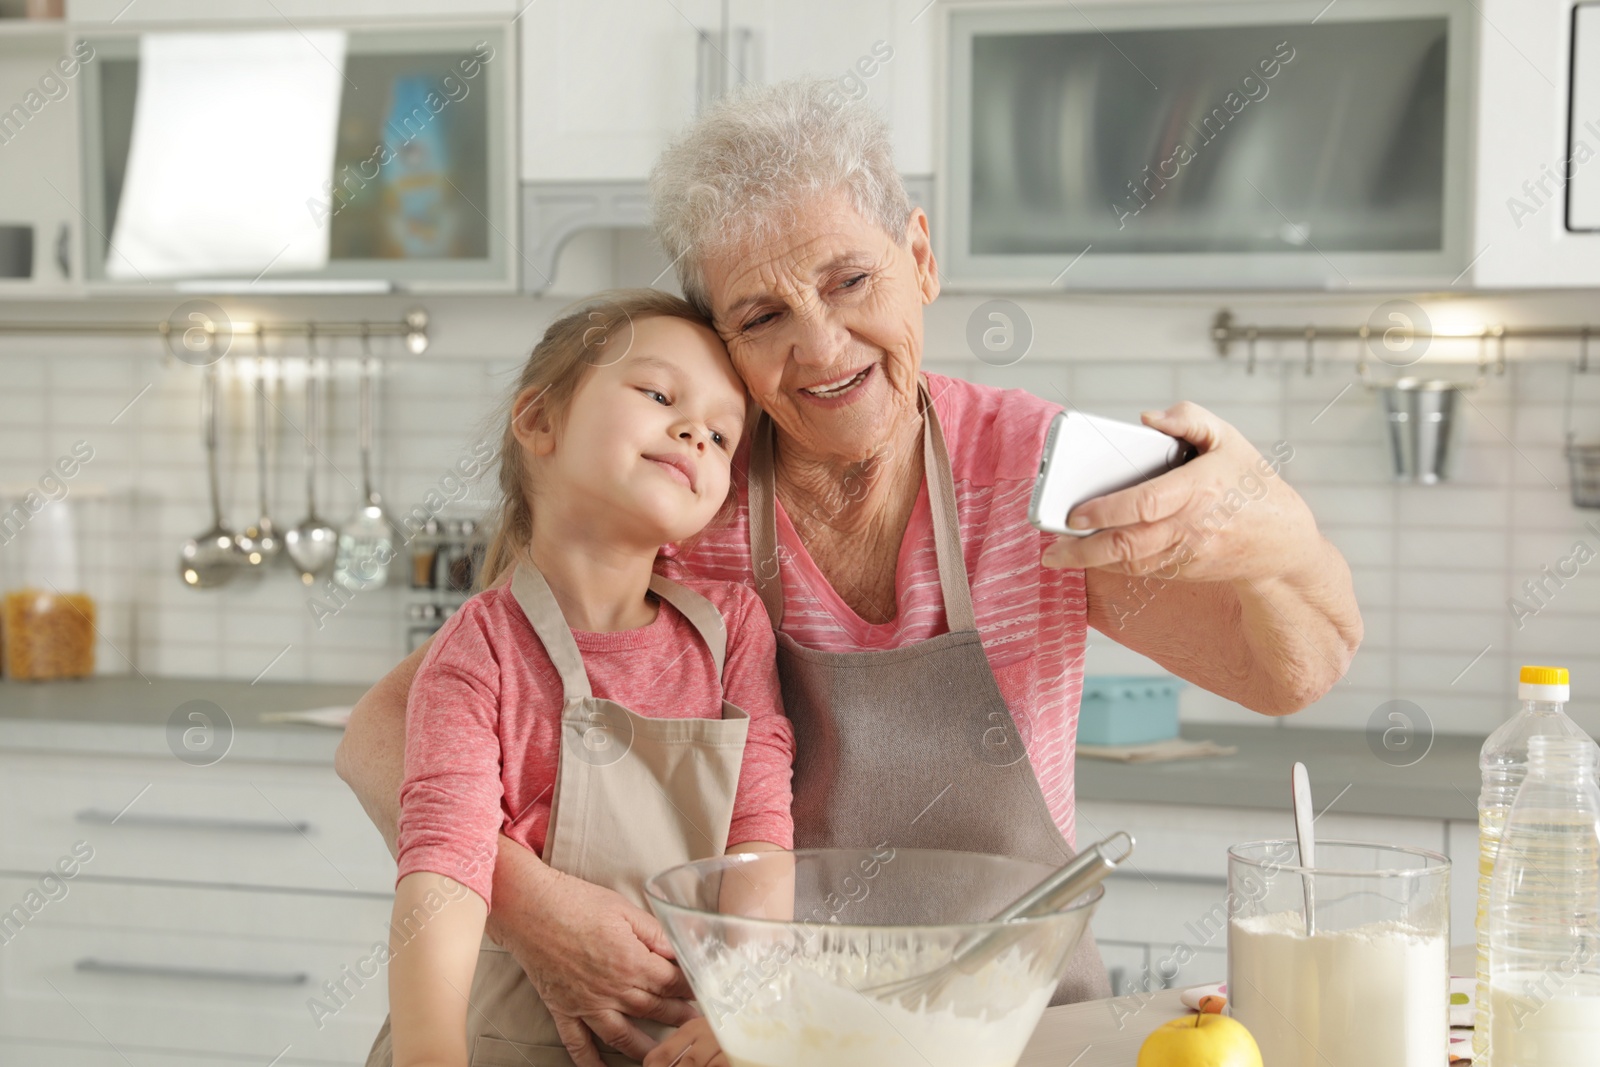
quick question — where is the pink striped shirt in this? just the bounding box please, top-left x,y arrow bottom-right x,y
657,372 -> 1087,849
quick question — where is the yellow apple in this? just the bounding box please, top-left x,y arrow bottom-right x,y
1136,1013 -> 1263,1067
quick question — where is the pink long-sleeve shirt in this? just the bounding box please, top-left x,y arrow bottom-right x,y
395,576 -> 795,907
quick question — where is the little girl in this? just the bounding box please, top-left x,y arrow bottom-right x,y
376,290 -> 794,1067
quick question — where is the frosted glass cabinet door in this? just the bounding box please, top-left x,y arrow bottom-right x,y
942,0 -> 1475,290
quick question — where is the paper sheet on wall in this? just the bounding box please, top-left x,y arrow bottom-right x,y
106,30 -> 347,280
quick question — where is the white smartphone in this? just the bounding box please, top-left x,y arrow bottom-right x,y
1028,411 -> 1197,536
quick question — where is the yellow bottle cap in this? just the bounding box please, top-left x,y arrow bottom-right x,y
1520,666 -> 1570,686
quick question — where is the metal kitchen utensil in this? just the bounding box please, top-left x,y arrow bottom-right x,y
235,330 -> 282,575
333,340 -> 394,591
284,341 -> 339,583
1291,761 -> 1317,936
864,830 -> 1133,1006
179,364 -> 246,588
1378,377 -> 1461,484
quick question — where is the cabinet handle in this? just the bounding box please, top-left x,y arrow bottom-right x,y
695,29 -> 717,114
75,809 -> 311,834
55,222 -> 70,279
731,26 -> 756,90
75,957 -> 308,986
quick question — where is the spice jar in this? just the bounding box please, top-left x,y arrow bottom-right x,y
435,518 -> 483,593
1,493 -> 96,681
410,518 -> 441,589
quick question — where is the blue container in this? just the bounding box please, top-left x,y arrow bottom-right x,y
1077,675 -> 1184,746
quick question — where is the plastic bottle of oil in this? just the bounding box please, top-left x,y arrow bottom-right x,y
1487,735 -> 1600,1066
1474,666 -> 1598,1064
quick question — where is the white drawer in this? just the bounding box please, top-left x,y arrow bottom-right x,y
1098,941 -> 1149,997
1076,800 -> 1448,882
0,875 -> 393,1062
0,751 -> 395,893
0,1038 -> 366,1066
1446,819 -> 1481,952
1094,875 -> 1231,951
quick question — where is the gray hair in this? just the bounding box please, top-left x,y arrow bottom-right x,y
649,78 -> 915,317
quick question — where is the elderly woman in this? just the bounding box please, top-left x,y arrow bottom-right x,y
337,80 -> 1360,1066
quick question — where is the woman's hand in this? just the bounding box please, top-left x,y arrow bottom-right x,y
642,1017 -> 728,1067
1042,401 -> 1361,713
486,843 -> 696,1067
1041,401 -> 1312,582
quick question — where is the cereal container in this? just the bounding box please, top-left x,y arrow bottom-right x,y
1,491 -> 97,681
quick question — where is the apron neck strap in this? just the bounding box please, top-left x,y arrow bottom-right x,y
646,573 -> 728,677
511,564 -> 593,698
509,563 -> 731,699
919,379 -> 978,633
748,375 -> 977,633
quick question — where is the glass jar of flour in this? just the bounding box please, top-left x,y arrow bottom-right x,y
1227,839 -> 1451,1067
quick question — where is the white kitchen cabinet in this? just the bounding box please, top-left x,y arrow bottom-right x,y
1077,799 -> 1449,881
519,0 -> 935,180
1471,0 -> 1600,286
66,0 -> 520,20
519,0 -> 720,182
0,23 -> 84,298
0,742 -> 396,1067
1078,799 -> 1473,992
728,0 -> 937,175
0,750 -> 395,893
0,877 -> 392,1064
1446,819 -> 1483,961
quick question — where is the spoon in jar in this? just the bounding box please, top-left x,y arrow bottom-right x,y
284,335 -> 339,583
1291,761 -> 1317,936
180,363 -> 245,589
235,328 -> 282,575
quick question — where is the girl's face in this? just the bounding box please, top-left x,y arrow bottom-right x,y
518,315 -> 748,548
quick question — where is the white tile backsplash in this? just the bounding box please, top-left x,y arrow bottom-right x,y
5,290 -> 1600,738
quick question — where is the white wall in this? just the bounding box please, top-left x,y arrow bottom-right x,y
4,281 -> 1600,738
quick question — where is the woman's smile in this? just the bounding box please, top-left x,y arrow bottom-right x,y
798,364 -> 873,405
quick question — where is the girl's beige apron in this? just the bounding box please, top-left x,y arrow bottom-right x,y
363,562 -> 751,1067
745,376 -> 1111,1006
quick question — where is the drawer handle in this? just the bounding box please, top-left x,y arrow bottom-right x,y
75,957 -> 309,986
75,809 -> 311,834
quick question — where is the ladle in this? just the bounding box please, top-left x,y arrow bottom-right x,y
284,335 -> 339,583
235,328 -> 282,574
179,364 -> 245,588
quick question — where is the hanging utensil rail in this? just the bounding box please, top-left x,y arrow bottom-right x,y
0,308 -> 430,357
1210,308 -> 1597,381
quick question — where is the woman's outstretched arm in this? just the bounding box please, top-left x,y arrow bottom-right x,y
335,642 -> 429,857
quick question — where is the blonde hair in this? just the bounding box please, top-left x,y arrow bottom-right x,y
477,289 -> 729,590
649,77 -> 914,315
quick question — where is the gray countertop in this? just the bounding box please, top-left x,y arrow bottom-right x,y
0,676 -> 367,763
0,680 -> 1485,819
1078,723 -> 1482,821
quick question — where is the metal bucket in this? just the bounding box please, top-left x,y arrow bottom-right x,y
1380,378 -> 1461,484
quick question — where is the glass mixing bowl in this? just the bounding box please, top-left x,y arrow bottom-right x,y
645,847 -> 1102,1067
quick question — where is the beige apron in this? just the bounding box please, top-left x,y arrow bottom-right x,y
363,562 -> 751,1067
746,375 -> 1112,1005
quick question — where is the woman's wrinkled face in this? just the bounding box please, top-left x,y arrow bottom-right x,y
700,195 -> 940,464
